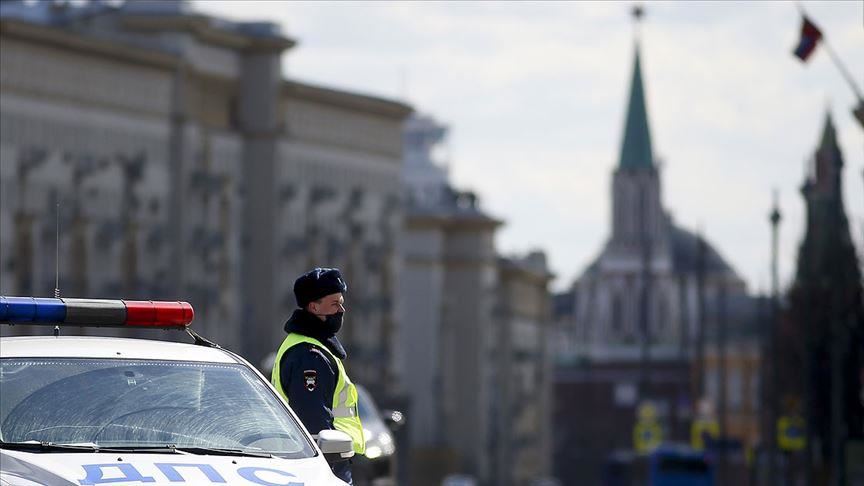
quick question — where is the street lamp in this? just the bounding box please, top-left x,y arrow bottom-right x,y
766,190 -> 782,485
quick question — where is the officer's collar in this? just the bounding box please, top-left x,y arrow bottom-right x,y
284,309 -> 347,359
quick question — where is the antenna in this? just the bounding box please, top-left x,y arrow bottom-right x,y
54,202 -> 61,337
54,202 -> 60,298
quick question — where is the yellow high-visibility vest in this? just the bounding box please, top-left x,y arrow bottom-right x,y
777,415 -> 806,452
634,420 -> 663,453
272,333 -> 365,454
691,418 -> 719,451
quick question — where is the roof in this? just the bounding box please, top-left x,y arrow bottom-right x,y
669,225 -> 738,275
284,79 -> 413,119
497,252 -> 554,282
0,0 -> 295,51
0,336 -> 238,363
405,186 -> 503,229
577,223 -> 739,279
618,44 -> 654,170
405,208 -> 503,230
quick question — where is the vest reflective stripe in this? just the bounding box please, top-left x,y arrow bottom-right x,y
272,333 -> 365,454
334,388 -> 357,418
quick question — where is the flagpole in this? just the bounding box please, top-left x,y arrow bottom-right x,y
795,3 -> 864,128
820,39 -> 864,103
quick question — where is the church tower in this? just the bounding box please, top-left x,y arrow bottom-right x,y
785,112 -> 864,474
609,44 -> 670,265
568,37 -> 678,356
552,10 -> 754,482
561,21 -> 745,362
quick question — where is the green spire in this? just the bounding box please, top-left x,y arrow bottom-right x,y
618,45 -> 654,170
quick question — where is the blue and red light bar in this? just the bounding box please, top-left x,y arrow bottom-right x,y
0,297 -> 194,329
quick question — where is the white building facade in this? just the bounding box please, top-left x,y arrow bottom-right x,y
0,0 -> 412,398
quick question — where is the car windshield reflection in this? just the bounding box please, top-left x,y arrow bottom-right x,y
0,358 -> 315,459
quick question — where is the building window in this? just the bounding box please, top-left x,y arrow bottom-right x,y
749,372 -> 760,412
656,296 -> 668,338
705,368 -> 718,403
611,293 -> 624,335
728,367 -> 742,411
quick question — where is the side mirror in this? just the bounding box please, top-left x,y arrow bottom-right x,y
382,409 -> 405,432
317,429 -> 354,463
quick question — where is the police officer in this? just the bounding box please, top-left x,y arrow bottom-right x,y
271,268 -> 365,485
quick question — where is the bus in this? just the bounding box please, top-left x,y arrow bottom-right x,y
604,445 -> 714,486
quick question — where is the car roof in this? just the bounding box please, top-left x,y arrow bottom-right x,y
0,336 -> 239,363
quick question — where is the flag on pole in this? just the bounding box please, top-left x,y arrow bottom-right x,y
792,16 -> 823,62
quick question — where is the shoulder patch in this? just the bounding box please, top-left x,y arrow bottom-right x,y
303,370 -> 318,391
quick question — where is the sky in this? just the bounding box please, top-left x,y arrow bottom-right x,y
196,0 -> 864,293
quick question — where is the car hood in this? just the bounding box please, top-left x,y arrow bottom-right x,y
0,449 -> 347,486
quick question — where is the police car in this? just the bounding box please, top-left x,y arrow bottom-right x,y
0,296 -> 354,486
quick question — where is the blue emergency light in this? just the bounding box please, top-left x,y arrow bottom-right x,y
0,296 -> 194,329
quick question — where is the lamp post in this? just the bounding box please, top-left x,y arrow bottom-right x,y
767,191 -> 782,484
695,230 -> 707,408
718,282 -> 728,486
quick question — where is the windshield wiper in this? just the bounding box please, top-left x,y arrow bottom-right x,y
0,441 -> 100,452
0,441 -> 270,457
173,446 -> 272,458
0,441 -> 180,454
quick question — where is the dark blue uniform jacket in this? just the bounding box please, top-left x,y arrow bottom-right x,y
278,309 -> 352,484
279,342 -> 337,434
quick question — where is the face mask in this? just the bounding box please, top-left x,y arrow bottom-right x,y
323,312 -> 344,334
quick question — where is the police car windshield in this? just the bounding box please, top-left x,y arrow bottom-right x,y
0,358 -> 315,459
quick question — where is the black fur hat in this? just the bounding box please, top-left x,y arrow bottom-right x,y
294,267 -> 348,308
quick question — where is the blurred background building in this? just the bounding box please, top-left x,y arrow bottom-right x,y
0,2 -> 556,485
399,113 -> 555,486
0,0 -> 411,401
551,41 -> 766,483
780,112 -> 864,485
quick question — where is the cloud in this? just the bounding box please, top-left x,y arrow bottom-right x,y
196,0 -> 864,291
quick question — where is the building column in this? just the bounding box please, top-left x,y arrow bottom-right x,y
240,47 -> 284,366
